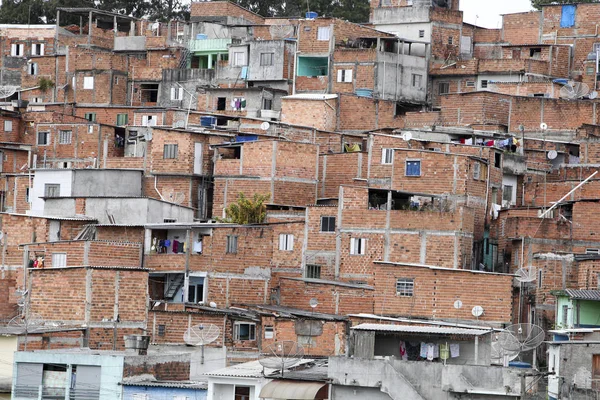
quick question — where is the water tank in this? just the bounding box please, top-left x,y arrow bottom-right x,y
306,12 -> 318,19
196,34 -> 208,40
124,335 -> 150,355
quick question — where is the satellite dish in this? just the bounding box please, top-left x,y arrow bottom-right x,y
590,91 -> 599,100
560,81 -> 590,100
519,124 -> 525,133
183,323 -> 221,364
0,86 -> 18,99
173,120 -> 185,129
471,305 -> 484,318
309,298 -> 318,308
497,323 -> 545,353
269,25 -> 295,39
259,341 -> 304,377
515,266 -> 537,282
260,122 -> 270,131
453,299 -> 463,309
540,122 -> 548,131
209,301 -> 217,308
402,132 -> 413,141
547,150 -> 558,160
8,312 -> 45,332
490,340 -> 519,365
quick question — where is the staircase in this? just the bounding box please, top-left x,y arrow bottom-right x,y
178,48 -> 190,69
165,275 -> 185,299
380,360 -> 426,400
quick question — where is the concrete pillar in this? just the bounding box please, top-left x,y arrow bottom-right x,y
208,53 -> 213,69
130,20 -> 135,36
87,11 -> 93,45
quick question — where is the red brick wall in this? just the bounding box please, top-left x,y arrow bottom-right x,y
190,1 -> 265,24
502,12 -> 541,45
281,98 -> 338,131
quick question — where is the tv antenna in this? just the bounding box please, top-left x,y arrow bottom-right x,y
559,81 -> 590,100
258,341 -> 304,377
496,323 -> 545,366
183,323 -> 221,364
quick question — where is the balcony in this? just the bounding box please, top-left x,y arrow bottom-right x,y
189,38 -> 232,53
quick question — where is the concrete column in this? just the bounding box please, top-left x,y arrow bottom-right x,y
208,53 -> 213,69
113,15 -> 117,36
87,11 -> 93,45
130,20 -> 135,36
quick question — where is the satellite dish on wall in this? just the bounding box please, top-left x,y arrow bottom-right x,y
515,266 -> 537,282
547,150 -> 558,160
471,305 -> 484,318
560,81 -> 590,100
0,86 -> 18,99
259,341 -> 304,377
183,323 -> 221,364
453,299 -> 463,309
540,122 -> 548,131
173,120 -> 185,129
260,122 -> 271,131
309,298 -> 319,309
497,323 -> 545,353
590,91 -> 599,100
402,132 -> 413,141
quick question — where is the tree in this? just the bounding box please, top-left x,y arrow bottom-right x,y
531,0 -> 599,9
0,0 -> 94,25
222,193 -> 269,224
233,0 -> 370,23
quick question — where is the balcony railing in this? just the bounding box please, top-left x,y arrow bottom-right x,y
188,38 -> 232,53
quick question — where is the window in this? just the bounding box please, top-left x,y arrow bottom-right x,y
226,235 -> 238,254
44,184 -> 60,198
83,76 -> 94,89
337,69 -> 353,83
142,115 -> 157,126
406,160 -> 421,176
59,130 -> 72,144
320,216 -> 336,232
31,43 -> 44,56
260,52 -> 274,66
170,87 -> 183,100
187,279 -> 205,303
52,253 -> 67,267
4,120 -> 12,132
31,97 -> 43,104
233,52 -> 246,66
473,162 -> 481,180
157,324 -> 166,336
586,248 -> 600,255
217,97 -> 226,111
37,131 -> 50,145
529,48 -> 542,58
264,325 -> 274,339
27,62 -> 38,75
411,74 -> 422,88
262,98 -> 272,110
503,185 -> 513,203
306,264 -> 321,279
494,152 -> 501,168
465,81 -> 476,88
233,322 -> 256,341
533,93 -> 546,97
587,66 -> 596,75
279,234 -> 294,251
481,80 -> 488,89
396,278 -> 414,296
382,148 -> 394,164
317,26 -> 331,41
116,113 -> 128,126
234,386 -> 251,400
448,36 -> 453,45
538,270 -> 543,289
26,188 -> 30,203
84,113 -> 96,122
10,43 -> 24,56
419,30 -> 425,38
438,82 -> 450,95
163,144 -> 178,159
350,237 -> 366,255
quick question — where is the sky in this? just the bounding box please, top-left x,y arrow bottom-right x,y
459,0 -> 535,29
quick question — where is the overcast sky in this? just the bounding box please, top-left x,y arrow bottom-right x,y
459,0 -> 534,29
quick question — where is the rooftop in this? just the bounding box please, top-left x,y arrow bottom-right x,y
351,323 -> 492,336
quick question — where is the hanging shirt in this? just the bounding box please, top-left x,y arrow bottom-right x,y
426,344 -> 435,361
399,341 -> 408,361
420,342 -> 428,358
193,240 -> 203,254
450,343 -> 460,358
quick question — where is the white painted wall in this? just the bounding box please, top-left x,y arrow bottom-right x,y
29,170 -> 73,215
502,174 -> 518,206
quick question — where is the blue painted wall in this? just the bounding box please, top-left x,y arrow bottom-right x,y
123,385 -> 207,400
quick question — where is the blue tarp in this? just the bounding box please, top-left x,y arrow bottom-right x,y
560,5 -> 576,28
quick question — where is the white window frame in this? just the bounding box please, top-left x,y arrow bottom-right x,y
37,131 -> 50,146
233,52 -> 246,66
170,87 -> 183,101
481,80 -> 489,89
279,234 -> 294,251
350,237 -> 366,255
412,73 -> 422,88
142,115 -> 157,127
83,76 -> 94,90
337,69 -> 353,83
10,43 -> 24,56
233,322 -> 256,341
4,120 -> 12,132
396,278 -> 414,297
264,325 -> 274,339
260,52 -> 274,66
382,148 -> 394,164
44,183 -> 60,198
27,62 -> 38,76
465,81 -> 476,88
59,130 -> 72,145
473,162 -> 481,180
317,26 -> 331,41
31,43 -> 45,56
226,235 -> 238,254
52,253 -> 67,268
163,144 -> 178,159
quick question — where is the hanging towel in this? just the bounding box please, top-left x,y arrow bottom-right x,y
420,342 -> 428,358
193,240 -> 203,254
164,239 -> 171,247
427,343 -> 435,361
464,138 -> 473,145
172,240 -> 180,253
450,343 -> 460,358
433,344 -> 439,359
399,341 -> 408,361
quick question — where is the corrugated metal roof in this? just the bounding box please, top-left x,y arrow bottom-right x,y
351,323 -> 491,336
282,94 -> 338,101
565,289 -> 600,301
121,381 -> 207,389
206,359 -> 315,378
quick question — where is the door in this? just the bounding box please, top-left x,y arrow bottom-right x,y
194,142 -> 203,175
593,355 -> 600,390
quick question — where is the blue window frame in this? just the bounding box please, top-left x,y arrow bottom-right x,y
560,5 -> 576,28
406,160 -> 421,176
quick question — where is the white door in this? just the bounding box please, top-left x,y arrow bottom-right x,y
194,143 -> 203,174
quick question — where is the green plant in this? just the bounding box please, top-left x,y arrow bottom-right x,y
220,193 -> 269,224
38,77 -> 54,93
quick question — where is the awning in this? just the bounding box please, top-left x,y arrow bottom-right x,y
259,380 -> 327,399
